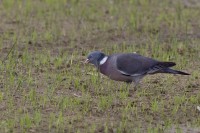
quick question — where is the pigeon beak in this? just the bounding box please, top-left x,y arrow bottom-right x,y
84,59 -> 89,64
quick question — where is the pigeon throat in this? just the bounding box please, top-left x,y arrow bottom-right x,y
100,56 -> 108,65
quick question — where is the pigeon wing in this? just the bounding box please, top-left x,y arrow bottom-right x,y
116,53 -> 159,76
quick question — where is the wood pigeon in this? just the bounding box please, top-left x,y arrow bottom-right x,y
85,51 -> 190,87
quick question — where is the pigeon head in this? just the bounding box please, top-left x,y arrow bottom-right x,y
85,51 -> 106,67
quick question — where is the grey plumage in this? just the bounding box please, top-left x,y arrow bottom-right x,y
85,51 -> 190,87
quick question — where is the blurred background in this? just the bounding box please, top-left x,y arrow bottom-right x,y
0,0 -> 200,132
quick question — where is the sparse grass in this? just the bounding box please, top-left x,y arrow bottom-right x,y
0,0 -> 200,132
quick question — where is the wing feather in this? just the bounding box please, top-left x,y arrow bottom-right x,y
116,53 -> 158,76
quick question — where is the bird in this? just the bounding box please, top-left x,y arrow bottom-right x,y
85,51 -> 190,88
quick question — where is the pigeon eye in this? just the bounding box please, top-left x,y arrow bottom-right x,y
88,55 -> 93,59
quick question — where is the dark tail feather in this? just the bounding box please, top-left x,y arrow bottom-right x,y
164,68 -> 190,75
159,62 -> 176,68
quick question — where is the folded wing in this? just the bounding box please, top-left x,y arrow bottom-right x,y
116,53 -> 176,76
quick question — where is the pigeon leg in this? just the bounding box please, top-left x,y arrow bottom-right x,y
125,82 -> 133,97
133,75 -> 144,91
133,82 -> 139,91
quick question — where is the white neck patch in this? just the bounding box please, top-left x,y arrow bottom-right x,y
100,56 -> 108,65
